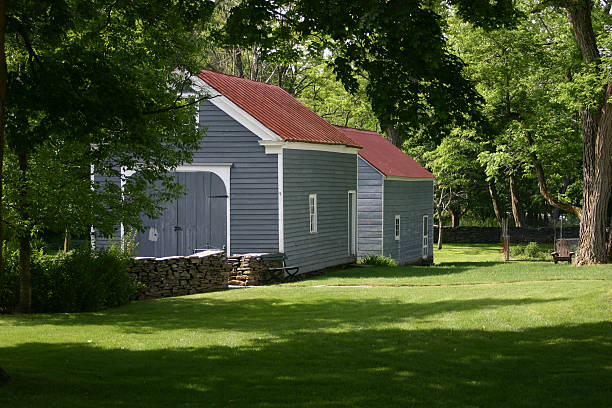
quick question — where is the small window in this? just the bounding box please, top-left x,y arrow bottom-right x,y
395,215 -> 401,240
309,194 -> 318,234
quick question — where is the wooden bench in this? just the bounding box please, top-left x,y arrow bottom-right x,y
551,239 -> 575,264
261,252 -> 300,279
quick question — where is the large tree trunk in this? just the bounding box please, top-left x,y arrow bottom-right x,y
16,152 -> 32,313
549,174 -> 571,227
0,0 -> 6,279
235,48 -> 244,78
448,207 -> 460,228
607,215 -> 612,260
488,181 -> 503,227
437,211 -> 443,250
576,99 -> 612,264
566,2 -> 612,264
509,175 -> 524,228
384,126 -> 402,148
63,228 -> 71,253
0,0 -> 9,380
17,234 -> 31,313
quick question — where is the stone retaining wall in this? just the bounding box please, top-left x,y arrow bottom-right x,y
227,254 -> 283,286
433,226 -> 580,244
130,250 -> 231,300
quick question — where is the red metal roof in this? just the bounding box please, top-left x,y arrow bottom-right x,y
198,70 -> 360,148
335,126 -> 434,179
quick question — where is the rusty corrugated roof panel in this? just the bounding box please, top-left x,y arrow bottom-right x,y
198,70 -> 361,148
335,126 -> 434,179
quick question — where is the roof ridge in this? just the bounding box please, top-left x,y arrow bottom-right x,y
200,69 -> 283,90
197,70 -> 361,148
333,125 -> 381,134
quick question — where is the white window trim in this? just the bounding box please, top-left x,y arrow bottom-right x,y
422,214 -> 429,259
394,215 -> 401,241
309,193 -> 318,234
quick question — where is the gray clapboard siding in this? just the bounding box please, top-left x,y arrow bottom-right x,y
382,179 -> 434,263
283,149 -> 357,272
197,101 -> 279,254
357,157 -> 384,256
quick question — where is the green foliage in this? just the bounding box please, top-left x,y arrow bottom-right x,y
510,243 -> 526,258
510,242 -> 549,260
0,244 -> 135,313
297,62 -> 379,131
524,242 -> 542,259
4,0 -> 216,241
357,255 -> 397,267
224,0 -> 517,143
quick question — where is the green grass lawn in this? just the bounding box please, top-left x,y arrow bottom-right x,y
1,244 -> 611,407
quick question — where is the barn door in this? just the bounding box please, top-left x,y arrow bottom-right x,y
136,172 -> 227,257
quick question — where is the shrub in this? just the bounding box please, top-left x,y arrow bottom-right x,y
524,242 -> 542,259
508,242 -> 548,260
357,255 -> 397,267
1,243 -> 135,313
510,244 -> 526,258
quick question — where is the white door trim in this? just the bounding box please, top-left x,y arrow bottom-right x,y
174,163 -> 233,256
348,190 -> 357,256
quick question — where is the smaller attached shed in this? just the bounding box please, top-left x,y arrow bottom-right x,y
336,127 -> 435,264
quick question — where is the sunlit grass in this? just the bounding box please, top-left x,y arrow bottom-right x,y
1,244 -> 610,407
290,243 -> 611,287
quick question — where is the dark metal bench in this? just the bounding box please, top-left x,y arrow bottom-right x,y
551,239 -> 575,264
261,253 -> 300,279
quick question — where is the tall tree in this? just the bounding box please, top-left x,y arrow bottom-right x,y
448,1 -> 584,228
423,129 -> 487,246
3,0 -> 214,312
0,0 -> 7,382
545,0 -> 612,264
224,0 -> 516,147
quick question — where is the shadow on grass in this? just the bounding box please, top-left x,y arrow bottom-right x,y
324,262 -> 508,280
4,296 -> 566,335
1,322 -> 610,408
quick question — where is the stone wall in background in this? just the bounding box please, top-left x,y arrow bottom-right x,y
130,250 -> 231,300
433,226 -> 580,244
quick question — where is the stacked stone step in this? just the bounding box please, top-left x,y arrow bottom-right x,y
130,250 -> 231,300
227,254 -> 284,286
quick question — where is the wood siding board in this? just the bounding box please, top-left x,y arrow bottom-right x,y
356,157 -> 383,257
382,179 -> 434,263
197,101 -> 279,255
135,101 -> 279,256
283,149 -> 357,272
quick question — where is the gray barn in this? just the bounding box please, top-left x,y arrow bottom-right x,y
99,70 -> 435,272
336,127 -> 435,264
132,70 -> 361,273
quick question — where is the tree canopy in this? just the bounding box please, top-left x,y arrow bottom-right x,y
224,0 -> 517,145
2,0 -> 216,311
